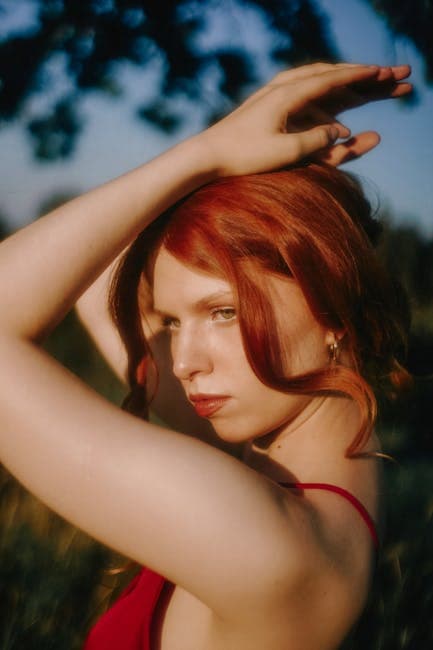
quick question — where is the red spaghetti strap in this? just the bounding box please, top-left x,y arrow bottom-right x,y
280,482 -> 379,549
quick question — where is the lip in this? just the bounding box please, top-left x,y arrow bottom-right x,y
189,393 -> 230,418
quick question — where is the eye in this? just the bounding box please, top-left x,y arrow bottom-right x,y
161,316 -> 180,330
211,307 -> 236,322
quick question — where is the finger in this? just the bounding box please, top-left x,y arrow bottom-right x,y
317,85 -> 368,114
238,64 -> 339,109
294,65 -> 412,109
374,66 -> 395,83
288,103 -> 351,138
315,131 -> 381,166
387,82 -> 413,97
269,62 -> 404,86
241,63 -> 411,112
317,78 -> 413,114
388,64 -> 411,81
281,124 -> 341,160
269,62 -> 361,85
283,66 -> 382,113
242,63 -> 379,109
347,74 -> 413,96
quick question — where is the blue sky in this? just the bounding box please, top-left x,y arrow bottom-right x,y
0,0 -> 432,237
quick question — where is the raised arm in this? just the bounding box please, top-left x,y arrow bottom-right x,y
0,64 -> 410,625
76,62 -> 412,432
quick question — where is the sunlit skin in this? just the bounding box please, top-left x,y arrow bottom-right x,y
153,248 -> 341,448
0,62 -> 412,649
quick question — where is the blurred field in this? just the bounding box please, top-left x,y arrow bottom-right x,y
342,459 -> 433,649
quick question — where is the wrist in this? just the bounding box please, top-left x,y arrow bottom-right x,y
173,133 -> 222,185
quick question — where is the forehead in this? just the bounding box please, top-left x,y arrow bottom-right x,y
152,249 -> 316,324
152,249 -> 233,311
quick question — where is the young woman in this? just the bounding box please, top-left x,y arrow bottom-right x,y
0,63 -> 412,649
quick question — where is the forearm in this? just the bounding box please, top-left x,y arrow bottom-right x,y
0,136 -> 215,342
0,64 -> 411,344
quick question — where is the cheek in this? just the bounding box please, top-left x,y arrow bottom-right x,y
283,321 -> 329,373
214,385 -> 308,442
274,302 -> 328,374
211,322 -> 248,367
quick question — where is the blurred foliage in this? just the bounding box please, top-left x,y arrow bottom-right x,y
375,220 -> 433,458
0,0 -> 338,160
364,0 -> 433,83
0,465 -> 132,649
0,525 -> 107,649
378,222 -> 433,315
1,0 -> 431,161
342,461 -> 433,649
43,309 -> 125,405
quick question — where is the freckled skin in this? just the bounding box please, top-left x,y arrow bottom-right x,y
153,248 -> 331,443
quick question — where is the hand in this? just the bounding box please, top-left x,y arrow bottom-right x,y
199,62 -> 412,176
303,63 -> 412,165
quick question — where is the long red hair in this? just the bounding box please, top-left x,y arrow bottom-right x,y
110,163 -> 411,455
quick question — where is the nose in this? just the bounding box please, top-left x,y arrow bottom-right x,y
171,325 -> 213,381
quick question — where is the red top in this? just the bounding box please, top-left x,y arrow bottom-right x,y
84,566 -> 170,650
83,482 -> 378,649
280,482 -> 379,548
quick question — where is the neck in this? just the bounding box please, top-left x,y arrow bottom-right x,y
242,395 -> 368,484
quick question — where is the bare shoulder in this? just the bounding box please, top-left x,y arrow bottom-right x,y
204,485 -> 375,650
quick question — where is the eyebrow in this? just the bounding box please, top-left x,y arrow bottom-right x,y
153,290 -> 234,317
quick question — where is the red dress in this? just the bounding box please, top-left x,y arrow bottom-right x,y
83,483 -> 378,649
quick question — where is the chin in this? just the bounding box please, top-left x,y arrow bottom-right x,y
211,418 -> 267,445
210,420 -> 246,444
214,429 -> 244,444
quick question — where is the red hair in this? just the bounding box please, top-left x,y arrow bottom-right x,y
110,163 -> 411,455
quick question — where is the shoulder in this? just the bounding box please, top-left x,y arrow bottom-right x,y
207,483 -> 376,648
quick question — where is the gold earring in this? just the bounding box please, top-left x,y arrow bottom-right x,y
328,339 -> 339,364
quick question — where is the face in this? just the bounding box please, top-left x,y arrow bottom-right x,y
152,248 -> 331,444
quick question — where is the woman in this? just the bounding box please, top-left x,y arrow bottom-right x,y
0,63 -> 412,649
